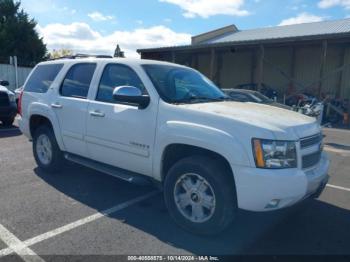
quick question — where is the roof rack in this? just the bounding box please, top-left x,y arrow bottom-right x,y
49,54 -> 113,61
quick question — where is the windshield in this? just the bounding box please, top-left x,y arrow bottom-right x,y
142,64 -> 227,103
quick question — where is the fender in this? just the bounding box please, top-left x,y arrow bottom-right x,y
153,120 -> 252,181
29,102 -> 66,151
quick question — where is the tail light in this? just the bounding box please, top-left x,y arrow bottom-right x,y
18,90 -> 24,116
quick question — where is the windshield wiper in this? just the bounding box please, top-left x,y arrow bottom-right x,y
180,97 -> 219,103
172,95 -> 235,104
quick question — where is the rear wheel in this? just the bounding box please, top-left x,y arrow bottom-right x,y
33,125 -> 63,173
164,156 -> 237,235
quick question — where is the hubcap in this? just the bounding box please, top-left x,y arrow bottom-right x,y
36,134 -> 52,165
174,173 -> 216,223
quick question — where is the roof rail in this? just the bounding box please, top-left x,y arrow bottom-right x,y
49,54 -> 113,61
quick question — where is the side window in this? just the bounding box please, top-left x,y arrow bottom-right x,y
60,63 -> 96,99
96,64 -> 146,103
25,64 -> 63,93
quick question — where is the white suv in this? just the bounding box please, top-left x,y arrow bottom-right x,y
18,57 -> 330,235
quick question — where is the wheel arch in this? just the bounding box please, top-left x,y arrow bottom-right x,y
160,143 -> 236,188
29,113 -> 65,151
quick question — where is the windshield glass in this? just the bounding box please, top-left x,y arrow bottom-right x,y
142,64 -> 226,103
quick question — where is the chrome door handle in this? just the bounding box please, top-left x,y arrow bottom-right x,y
51,103 -> 63,109
89,110 -> 105,117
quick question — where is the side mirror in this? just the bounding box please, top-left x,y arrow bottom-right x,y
0,80 -> 9,86
112,86 -> 150,109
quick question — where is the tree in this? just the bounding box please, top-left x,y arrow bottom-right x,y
49,49 -> 74,59
0,0 -> 47,66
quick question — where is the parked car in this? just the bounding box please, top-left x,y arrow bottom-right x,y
235,83 -> 278,100
223,89 -> 291,110
18,58 -> 329,235
0,80 -> 17,126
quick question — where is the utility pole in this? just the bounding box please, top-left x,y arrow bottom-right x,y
14,56 -> 18,90
9,56 -> 18,90
114,45 -> 125,58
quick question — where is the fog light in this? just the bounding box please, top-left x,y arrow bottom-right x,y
265,199 -> 280,209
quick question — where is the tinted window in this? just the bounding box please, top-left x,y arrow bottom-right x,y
25,64 -> 63,93
60,63 -> 96,99
96,64 -> 146,103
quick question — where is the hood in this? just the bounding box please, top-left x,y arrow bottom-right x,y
179,101 -> 320,140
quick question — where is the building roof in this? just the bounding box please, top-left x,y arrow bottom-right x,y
207,18 -> 350,44
138,18 -> 350,53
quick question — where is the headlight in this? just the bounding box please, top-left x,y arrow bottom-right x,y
8,93 -> 16,103
252,139 -> 297,169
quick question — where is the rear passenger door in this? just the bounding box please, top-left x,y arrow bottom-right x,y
52,63 -> 96,157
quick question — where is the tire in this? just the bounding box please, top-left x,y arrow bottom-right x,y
164,155 -> 237,235
1,117 -> 14,127
32,125 -> 63,173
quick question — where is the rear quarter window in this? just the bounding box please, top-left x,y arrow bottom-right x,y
24,64 -> 63,93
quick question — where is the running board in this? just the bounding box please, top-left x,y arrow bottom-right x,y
64,153 -> 152,186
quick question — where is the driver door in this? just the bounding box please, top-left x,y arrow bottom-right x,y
85,63 -> 158,176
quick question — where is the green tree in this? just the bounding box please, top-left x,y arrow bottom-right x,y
0,0 -> 47,66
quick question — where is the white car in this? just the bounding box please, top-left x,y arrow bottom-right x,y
18,57 -> 329,235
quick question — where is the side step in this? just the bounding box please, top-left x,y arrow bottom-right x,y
64,153 -> 152,186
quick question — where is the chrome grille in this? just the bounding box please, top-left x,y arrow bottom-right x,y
0,92 -> 9,107
300,133 -> 323,169
302,150 -> 322,169
300,133 -> 322,149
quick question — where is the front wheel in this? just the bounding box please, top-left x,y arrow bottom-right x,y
164,156 -> 237,235
33,125 -> 63,173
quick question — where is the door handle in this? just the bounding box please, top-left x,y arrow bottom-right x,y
89,110 -> 105,117
51,103 -> 63,109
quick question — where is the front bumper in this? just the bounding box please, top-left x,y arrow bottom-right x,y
0,103 -> 17,119
233,152 -> 330,212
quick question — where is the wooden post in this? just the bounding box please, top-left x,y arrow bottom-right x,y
190,53 -> 195,68
215,50 -> 223,87
191,53 -> 199,69
257,45 -> 265,91
250,49 -> 256,83
209,48 -> 216,80
289,46 -> 296,90
336,46 -> 347,99
171,51 -> 176,63
318,40 -> 328,98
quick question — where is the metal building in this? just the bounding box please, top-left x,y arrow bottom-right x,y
137,19 -> 350,102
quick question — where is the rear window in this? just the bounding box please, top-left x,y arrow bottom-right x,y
24,64 -> 63,93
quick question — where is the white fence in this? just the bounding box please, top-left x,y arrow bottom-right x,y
0,63 -> 33,91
